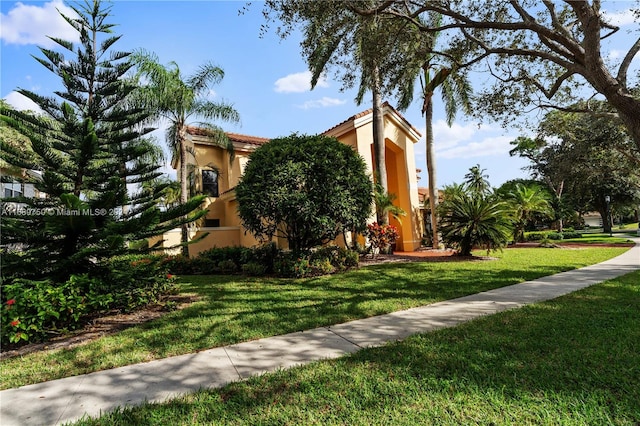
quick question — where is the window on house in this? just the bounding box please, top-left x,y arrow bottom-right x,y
202,170 -> 219,197
204,218 -> 220,228
3,182 -> 22,198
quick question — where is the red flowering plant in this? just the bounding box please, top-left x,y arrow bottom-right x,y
365,222 -> 399,257
2,298 -> 28,344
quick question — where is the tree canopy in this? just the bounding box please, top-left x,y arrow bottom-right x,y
0,0 -> 204,280
511,106 -> 640,232
236,134 -> 373,254
343,1 -> 639,150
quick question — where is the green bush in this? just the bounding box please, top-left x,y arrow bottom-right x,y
275,254 -> 311,278
0,274 -> 115,345
199,246 -> 252,270
310,258 -> 335,276
562,231 -> 583,239
547,232 -> 564,240
249,243 -> 281,274
526,232 -> 547,241
236,134 -> 373,254
309,246 -> 359,270
164,244 -> 357,278
1,255 -> 178,346
217,259 -> 239,274
161,255 -> 218,275
242,262 -> 268,276
99,256 -> 177,312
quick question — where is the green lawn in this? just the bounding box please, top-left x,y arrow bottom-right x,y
0,247 -> 630,390
72,269 -> 640,425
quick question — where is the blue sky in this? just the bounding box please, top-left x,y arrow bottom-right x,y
1,1 -> 637,188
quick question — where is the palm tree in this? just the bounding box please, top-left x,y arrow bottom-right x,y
131,51 -> 240,255
374,182 -> 406,224
439,187 -> 512,256
506,183 -> 553,242
307,12 -> 392,223
464,164 -> 492,196
395,13 -> 473,249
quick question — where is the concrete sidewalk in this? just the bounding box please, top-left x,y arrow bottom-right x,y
2,240 -> 639,425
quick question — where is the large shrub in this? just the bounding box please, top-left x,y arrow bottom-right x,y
236,134 -> 373,254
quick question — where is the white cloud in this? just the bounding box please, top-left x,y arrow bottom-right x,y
608,49 -> 624,60
296,97 -> 346,110
438,135 -> 514,159
412,119 -> 517,160
3,91 -> 43,113
0,0 -> 79,47
274,71 -> 330,93
428,120 -> 495,152
602,9 -> 637,27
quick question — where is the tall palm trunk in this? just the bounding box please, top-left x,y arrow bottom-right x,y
424,92 -> 439,249
178,126 -> 190,256
372,64 -> 388,225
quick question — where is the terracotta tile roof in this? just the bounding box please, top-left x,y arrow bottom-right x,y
323,101 -> 421,137
226,132 -> 270,146
418,187 -> 429,203
186,126 -> 270,146
418,187 -> 444,204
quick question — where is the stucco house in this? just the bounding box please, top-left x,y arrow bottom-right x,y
156,102 -> 424,256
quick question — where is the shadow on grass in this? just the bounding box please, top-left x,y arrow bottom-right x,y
79,271 -> 640,425
2,247 -> 630,390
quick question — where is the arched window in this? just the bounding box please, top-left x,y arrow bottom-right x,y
202,170 -> 219,197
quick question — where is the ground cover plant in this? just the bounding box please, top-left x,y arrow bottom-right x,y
71,269 -> 640,425
0,247 -> 628,390
524,231 -> 635,245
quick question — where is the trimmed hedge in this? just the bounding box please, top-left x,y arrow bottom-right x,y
525,231 -> 583,241
163,244 -> 359,278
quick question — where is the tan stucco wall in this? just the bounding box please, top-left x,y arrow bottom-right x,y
345,114 -> 421,252
167,107 -> 422,256
187,227 -> 241,256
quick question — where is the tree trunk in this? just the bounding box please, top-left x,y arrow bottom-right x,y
555,181 -> 564,233
606,94 -> 640,154
424,93 -> 439,249
178,126 -> 190,257
599,207 -> 612,234
372,64 -> 388,225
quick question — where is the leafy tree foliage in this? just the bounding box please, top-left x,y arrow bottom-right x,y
236,134 -> 373,254
0,0 -> 204,281
342,1 -> 640,151
438,166 -> 512,256
503,183 -> 553,242
464,164 -> 492,196
373,183 -> 406,224
512,106 -> 640,233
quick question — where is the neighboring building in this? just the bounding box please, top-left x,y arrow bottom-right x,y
0,169 -> 46,199
582,212 -> 603,228
418,187 -> 444,236
154,102 -> 424,256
